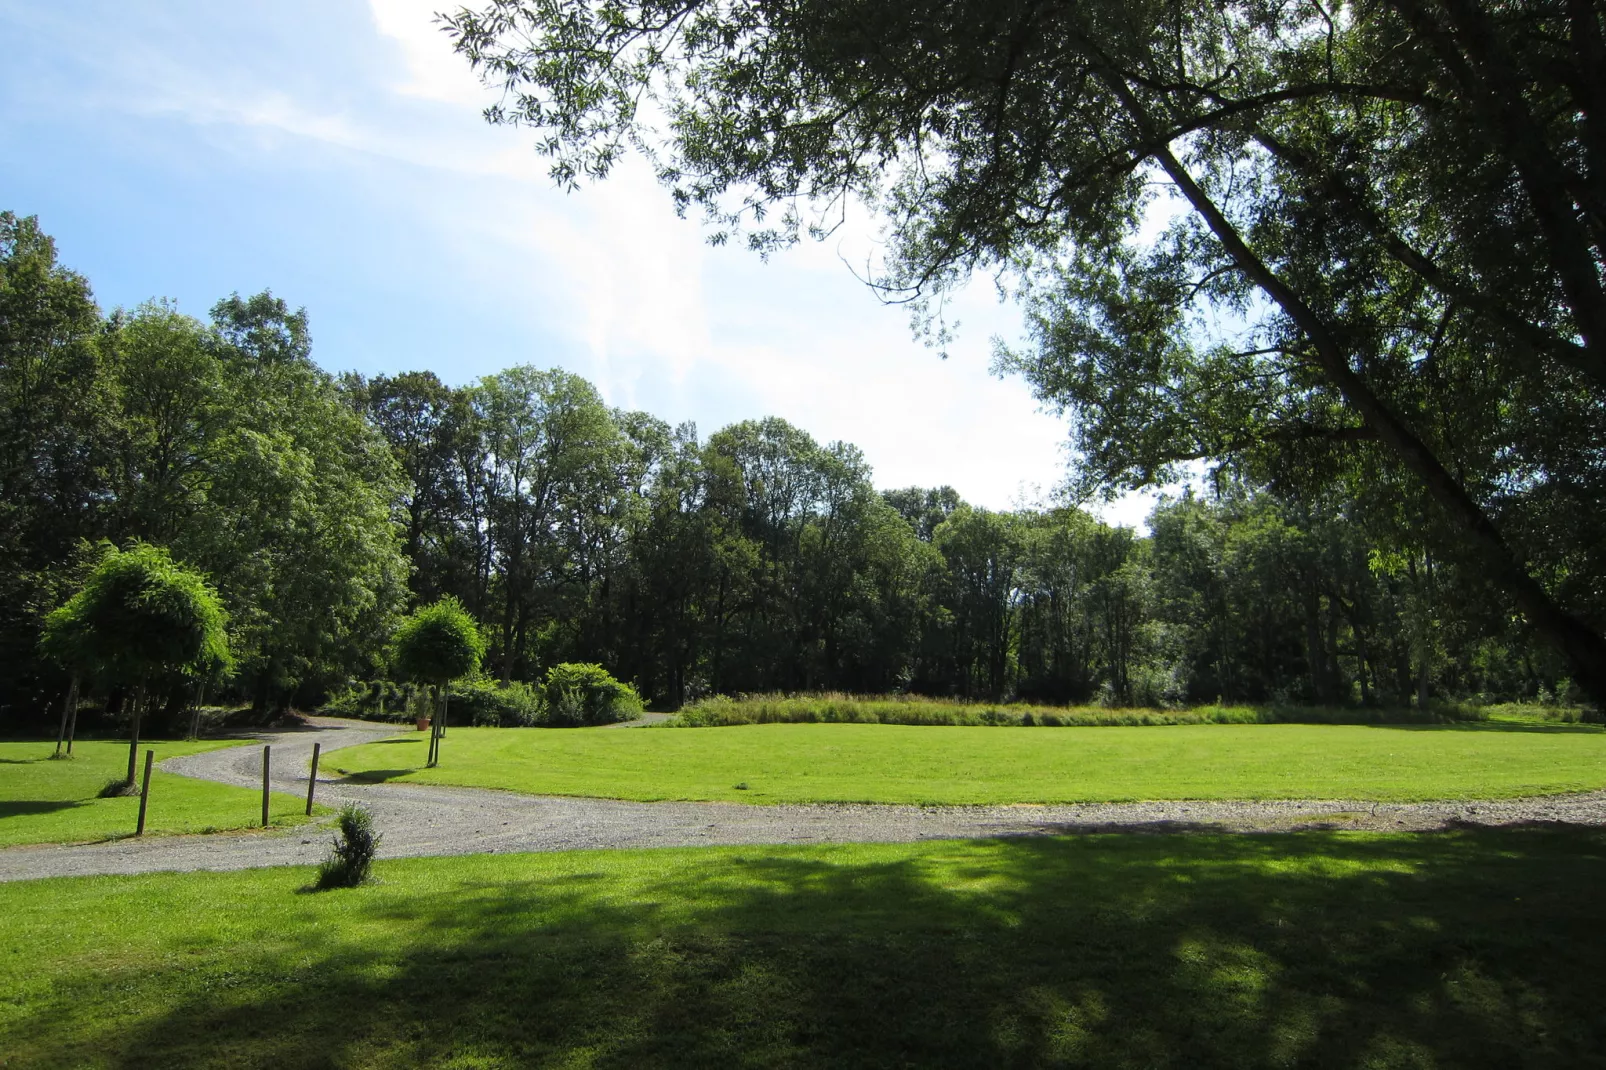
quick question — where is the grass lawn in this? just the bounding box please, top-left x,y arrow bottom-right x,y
2,828 -> 1603,1067
0,740 -> 315,847
330,721 -> 1606,805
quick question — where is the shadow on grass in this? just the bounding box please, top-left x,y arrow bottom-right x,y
337,768 -> 418,784
1365,721 -> 1605,734
0,800 -> 87,819
8,826 -> 1606,1067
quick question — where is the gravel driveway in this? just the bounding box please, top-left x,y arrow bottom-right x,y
3,716 -> 1604,882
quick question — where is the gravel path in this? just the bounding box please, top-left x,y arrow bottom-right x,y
4,716 -> 1605,882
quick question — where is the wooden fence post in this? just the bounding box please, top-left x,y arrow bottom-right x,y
135,749 -> 154,836
305,742 -> 321,816
261,745 -> 271,827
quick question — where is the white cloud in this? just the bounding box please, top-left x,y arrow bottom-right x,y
7,0 -> 1162,516
368,0 -> 493,106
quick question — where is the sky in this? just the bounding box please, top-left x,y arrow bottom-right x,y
0,0 -> 1162,524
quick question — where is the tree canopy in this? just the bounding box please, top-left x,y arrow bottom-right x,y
393,597 -> 486,687
1,212 -> 1596,724
443,0 -> 1606,703
40,542 -> 229,691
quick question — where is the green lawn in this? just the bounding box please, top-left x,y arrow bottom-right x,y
3,829 -> 1603,1067
0,741 -> 315,847
330,721 -> 1606,805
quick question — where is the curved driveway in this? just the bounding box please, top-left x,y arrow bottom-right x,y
3,716 -> 1605,881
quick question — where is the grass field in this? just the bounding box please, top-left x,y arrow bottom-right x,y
330,721 -> 1606,805
2,828 -> 1603,1067
0,740 -> 315,847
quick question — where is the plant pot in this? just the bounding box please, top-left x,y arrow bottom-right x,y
416,716 -> 430,732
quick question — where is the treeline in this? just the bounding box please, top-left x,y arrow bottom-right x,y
0,213 -> 1579,723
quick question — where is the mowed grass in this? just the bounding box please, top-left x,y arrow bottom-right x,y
3,829 -> 1604,1067
0,741 -> 314,847
331,721 -> 1606,804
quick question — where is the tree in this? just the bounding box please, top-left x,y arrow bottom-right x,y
393,597 -> 485,766
0,213 -> 113,718
445,0 -> 1606,706
40,543 -> 229,784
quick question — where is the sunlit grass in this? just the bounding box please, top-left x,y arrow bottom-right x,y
2,828 -> 1603,1067
330,720 -> 1606,805
0,740 -> 316,847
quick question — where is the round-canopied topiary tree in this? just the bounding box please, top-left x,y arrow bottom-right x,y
40,543 -> 231,783
392,597 -> 484,766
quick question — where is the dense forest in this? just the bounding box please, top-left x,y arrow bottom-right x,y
0,211 -> 1588,725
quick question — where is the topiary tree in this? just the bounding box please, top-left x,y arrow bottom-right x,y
541,663 -> 644,726
392,597 -> 485,766
40,543 -> 231,785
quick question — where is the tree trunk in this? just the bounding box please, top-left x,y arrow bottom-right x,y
66,688 -> 80,755
54,677 -> 78,757
188,681 -> 207,740
125,686 -> 145,786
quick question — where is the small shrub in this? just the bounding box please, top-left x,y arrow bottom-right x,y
541,663 -> 644,726
316,803 -> 381,889
97,777 -> 137,797
450,676 -> 545,727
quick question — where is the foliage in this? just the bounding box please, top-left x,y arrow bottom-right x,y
392,597 -> 485,687
540,663 -> 642,726
315,803 -> 381,889
4,212 -> 1600,726
330,721 -> 1606,806
443,0 -> 1606,705
0,740 -> 312,847
451,676 -> 545,727
39,543 -> 230,689
667,692 -> 1478,728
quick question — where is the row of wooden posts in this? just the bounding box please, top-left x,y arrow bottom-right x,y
132,741 -> 323,836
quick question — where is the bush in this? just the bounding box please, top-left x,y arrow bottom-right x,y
322,679 -> 412,722
316,803 -> 381,889
541,663 -> 644,726
451,677 -> 546,727
663,692 -> 1489,728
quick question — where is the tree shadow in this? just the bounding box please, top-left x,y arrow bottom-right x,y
1365,721 -> 1604,734
337,769 -> 417,783
6,826 -> 1605,1067
0,800 -> 86,818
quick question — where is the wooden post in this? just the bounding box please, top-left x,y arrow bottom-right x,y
305,742 -> 321,815
261,745 -> 271,827
135,749 -> 154,835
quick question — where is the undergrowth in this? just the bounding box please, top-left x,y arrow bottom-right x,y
665,692 -> 1488,728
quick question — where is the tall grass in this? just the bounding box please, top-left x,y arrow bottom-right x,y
664,692 -> 1486,728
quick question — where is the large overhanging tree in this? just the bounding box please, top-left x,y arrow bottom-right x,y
443,0 -> 1606,704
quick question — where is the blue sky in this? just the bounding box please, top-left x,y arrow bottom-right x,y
1,0 -> 1159,521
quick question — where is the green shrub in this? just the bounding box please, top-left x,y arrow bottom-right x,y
316,803 -> 381,889
541,663 -> 643,726
663,692 -> 1487,728
451,677 -> 546,727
